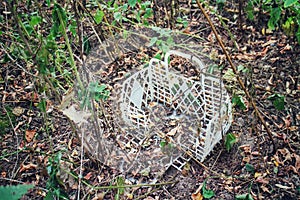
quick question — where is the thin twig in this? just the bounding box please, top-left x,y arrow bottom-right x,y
195,0 -> 276,152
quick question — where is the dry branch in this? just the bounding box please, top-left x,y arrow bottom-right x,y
195,0 -> 276,151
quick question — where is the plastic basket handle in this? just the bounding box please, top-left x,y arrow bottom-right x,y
164,50 -> 206,71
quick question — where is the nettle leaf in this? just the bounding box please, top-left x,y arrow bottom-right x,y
94,9 -> 104,24
225,133 -> 237,151
284,0 -> 298,8
0,184 -> 34,200
268,94 -> 285,110
232,95 -> 247,110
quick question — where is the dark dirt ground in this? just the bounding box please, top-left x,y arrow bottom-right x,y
0,1 -> 299,200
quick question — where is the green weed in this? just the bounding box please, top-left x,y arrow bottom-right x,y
0,184 -> 34,200
0,106 -> 15,135
246,0 -> 300,43
268,93 -> 285,111
45,152 -> 68,200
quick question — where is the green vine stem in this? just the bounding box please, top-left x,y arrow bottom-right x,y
56,5 -> 84,92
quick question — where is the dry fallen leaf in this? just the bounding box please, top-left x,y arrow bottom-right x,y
92,193 -> 105,200
261,185 -> 271,193
62,104 -> 91,125
84,172 -> 93,180
239,144 -> 251,154
192,183 -> 203,200
19,163 -> 38,173
293,153 -> 300,172
167,126 -> 179,136
275,184 -> 292,190
191,191 -> 203,200
12,106 -> 25,116
277,148 -> 292,163
25,130 -> 36,142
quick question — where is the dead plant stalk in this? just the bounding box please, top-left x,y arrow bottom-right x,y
195,0 -> 276,151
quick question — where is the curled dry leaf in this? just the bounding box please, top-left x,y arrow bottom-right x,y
84,172 -> 93,180
167,125 -> 179,136
62,104 -> 91,125
191,192 -> 203,200
239,144 -> 251,154
275,184 -> 292,190
12,106 -> 25,116
256,176 -> 270,184
293,153 -> 300,172
191,183 -> 203,200
277,148 -> 292,163
261,185 -> 271,193
25,130 -> 36,142
19,163 -> 38,173
92,193 -> 105,200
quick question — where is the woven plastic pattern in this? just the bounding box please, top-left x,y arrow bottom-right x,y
117,50 -> 232,169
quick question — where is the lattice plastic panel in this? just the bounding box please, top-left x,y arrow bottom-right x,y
116,50 -> 232,170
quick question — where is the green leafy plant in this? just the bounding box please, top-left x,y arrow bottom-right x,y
0,106 -> 16,135
176,16 -> 189,28
45,152 -> 68,200
225,133 -> 237,151
236,193 -> 254,200
246,0 -> 300,43
148,27 -> 175,53
236,181 -> 254,200
202,179 -> 215,199
0,184 -> 34,200
114,176 -> 125,200
89,83 -> 110,102
100,0 -> 153,26
232,94 -> 247,110
78,82 -> 110,109
245,163 -> 255,173
268,94 -> 285,111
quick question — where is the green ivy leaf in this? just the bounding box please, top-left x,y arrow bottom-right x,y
268,94 -> 285,110
225,133 -> 237,151
0,184 -> 34,200
245,163 -> 255,173
284,0 -> 298,8
202,180 -> 215,199
94,9 -> 104,24
144,7 -> 153,19
232,95 -> 246,110
236,193 -> 254,200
